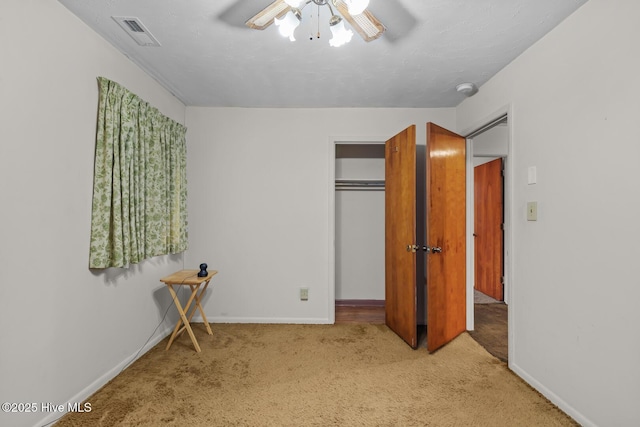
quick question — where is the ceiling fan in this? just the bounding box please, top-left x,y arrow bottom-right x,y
246,0 -> 385,46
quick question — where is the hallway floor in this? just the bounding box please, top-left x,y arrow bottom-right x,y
469,290 -> 508,362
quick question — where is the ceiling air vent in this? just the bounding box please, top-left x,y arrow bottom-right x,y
112,16 -> 161,47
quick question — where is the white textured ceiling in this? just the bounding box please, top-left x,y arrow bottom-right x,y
58,0 -> 588,108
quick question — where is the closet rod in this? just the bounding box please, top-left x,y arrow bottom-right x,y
335,179 -> 385,191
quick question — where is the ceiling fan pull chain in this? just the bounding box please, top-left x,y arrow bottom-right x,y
317,4 -> 321,39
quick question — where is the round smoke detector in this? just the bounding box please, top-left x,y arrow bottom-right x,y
456,82 -> 478,96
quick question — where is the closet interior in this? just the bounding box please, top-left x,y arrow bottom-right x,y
334,143 -> 385,303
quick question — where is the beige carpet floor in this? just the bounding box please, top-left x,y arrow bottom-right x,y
57,324 -> 576,426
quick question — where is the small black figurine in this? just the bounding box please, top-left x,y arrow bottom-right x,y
197,263 -> 208,277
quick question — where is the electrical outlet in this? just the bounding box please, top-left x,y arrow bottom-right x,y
300,287 -> 309,301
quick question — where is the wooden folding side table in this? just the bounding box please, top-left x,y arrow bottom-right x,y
160,269 -> 218,352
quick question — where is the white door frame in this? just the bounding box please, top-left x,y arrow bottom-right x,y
461,105 -> 514,363
327,136 -> 388,324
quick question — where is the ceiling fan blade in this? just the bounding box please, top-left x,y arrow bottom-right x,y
245,0 -> 291,30
333,0 -> 386,42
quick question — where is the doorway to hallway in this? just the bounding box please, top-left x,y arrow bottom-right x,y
467,115 -> 509,362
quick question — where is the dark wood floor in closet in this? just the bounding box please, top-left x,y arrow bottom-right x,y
335,300 -> 385,324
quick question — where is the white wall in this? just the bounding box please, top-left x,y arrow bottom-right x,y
473,122 -> 509,161
0,2 -> 186,426
185,108 -> 455,323
335,189 -> 385,299
457,0 -> 640,425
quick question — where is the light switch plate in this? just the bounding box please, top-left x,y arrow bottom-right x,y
527,202 -> 538,221
528,166 -> 537,185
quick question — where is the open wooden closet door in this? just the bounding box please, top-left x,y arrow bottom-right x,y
384,125 -> 418,348
426,123 -> 467,352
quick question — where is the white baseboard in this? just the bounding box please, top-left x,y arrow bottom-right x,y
510,362 -> 595,427
35,325 -> 174,427
191,315 -> 332,324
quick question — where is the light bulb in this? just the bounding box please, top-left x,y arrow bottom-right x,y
283,0 -> 304,7
329,19 -> 353,47
345,0 -> 369,15
274,10 -> 301,41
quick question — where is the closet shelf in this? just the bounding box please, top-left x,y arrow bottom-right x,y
335,179 -> 385,191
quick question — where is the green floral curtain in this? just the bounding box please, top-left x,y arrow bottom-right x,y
89,77 -> 188,268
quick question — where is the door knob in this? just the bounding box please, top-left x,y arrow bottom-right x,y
420,246 -> 442,253
408,244 -> 441,253
406,244 -> 419,253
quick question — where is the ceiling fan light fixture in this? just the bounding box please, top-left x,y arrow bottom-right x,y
329,16 -> 353,47
246,0 -> 384,45
274,9 -> 302,41
344,0 -> 369,15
